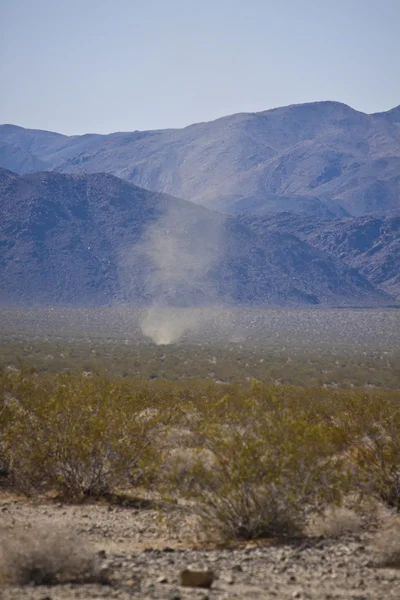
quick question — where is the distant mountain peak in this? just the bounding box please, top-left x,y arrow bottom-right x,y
258,99 -> 357,113
373,104 -> 400,123
0,100 -> 399,217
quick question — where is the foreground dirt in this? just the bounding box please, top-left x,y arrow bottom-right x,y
1,493 -> 399,600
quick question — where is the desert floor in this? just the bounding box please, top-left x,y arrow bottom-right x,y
1,490 -> 400,600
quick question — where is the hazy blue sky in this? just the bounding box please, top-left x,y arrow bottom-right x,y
1,0 -> 399,135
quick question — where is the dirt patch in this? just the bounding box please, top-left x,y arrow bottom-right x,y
1,492 -> 399,599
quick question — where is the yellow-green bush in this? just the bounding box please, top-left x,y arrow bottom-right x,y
0,371 -> 13,480
163,388 -> 349,540
2,366 -> 400,528
1,371 -> 166,498
343,392 -> 400,510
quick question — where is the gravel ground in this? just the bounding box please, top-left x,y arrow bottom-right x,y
1,493 -> 399,600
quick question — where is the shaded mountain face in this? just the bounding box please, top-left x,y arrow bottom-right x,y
0,169 -> 390,307
1,101 -> 399,217
243,213 -> 400,301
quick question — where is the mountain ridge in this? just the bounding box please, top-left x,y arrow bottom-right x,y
0,168 -> 391,308
244,212 -> 400,300
1,100 -> 399,218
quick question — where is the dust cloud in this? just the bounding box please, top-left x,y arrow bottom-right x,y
138,202 -> 225,344
140,306 -> 202,345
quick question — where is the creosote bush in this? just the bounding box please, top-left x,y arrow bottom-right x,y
1,370 -> 172,499
163,384 -> 350,540
344,393 -> 400,510
2,367 -> 400,541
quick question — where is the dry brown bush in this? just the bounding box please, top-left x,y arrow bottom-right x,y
307,506 -> 363,538
0,526 -> 109,586
161,447 -> 216,494
372,516 -> 400,567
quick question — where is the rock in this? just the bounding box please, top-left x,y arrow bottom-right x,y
157,575 -> 168,583
232,563 -> 243,572
179,568 -> 215,588
95,565 -> 112,585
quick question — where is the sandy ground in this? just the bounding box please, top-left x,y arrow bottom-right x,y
1,491 -> 400,600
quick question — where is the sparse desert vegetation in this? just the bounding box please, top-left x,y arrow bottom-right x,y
1,2 -> 399,597
2,367 -> 400,514
1,306 -> 399,388
1,307 -> 400,598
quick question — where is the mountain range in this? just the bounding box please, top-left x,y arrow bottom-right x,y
239,213 -> 400,301
1,101 -> 400,218
0,168 -> 392,307
0,101 -> 399,307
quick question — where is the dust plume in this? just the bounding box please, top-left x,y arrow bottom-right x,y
140,306 -> 202,345
138,200 -> 225,344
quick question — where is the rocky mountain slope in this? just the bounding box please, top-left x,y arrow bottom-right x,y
1,101 -> 399,217
241,213 -> 400,300
0,169 -> 390,307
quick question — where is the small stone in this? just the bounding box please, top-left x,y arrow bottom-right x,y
180,569 -> 215,588
232,564 -> 243,572
97,566 -> 112,585
157,575 -> 168,583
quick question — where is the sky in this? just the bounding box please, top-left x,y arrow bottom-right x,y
1,0 -> 399,135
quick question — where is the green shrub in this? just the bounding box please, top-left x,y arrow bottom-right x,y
164,391 -> 348,540
2,372 -> 161,499
0,371 -> 12,481
346,393 -> 400,510
2,365 -> 400,521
